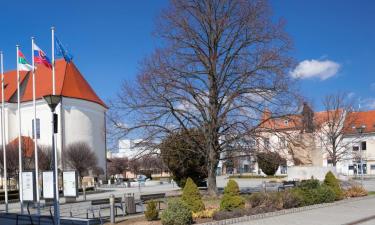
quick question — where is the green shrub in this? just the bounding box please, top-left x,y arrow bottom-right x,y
145,200 -> 159,221
257,152 -> 285,176
293,185 -> 335,206
181,178 -> 205,213
299,178 -> 320,190
161,199 -> 192,225
224,179 -> 241,196
324,171 -> 343,200
220,180 -> 245,211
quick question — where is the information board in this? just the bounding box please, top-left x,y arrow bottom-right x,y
63,171 -> 78,197
42,171 -> 54,199
22,171 -> 35,202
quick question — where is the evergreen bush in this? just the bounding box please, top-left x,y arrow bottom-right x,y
220,179 -> 245,211
161,199 -> 192,225
324,171 -> 343,200
256,152 -> 284,176
145,200 -> 159,221
181,177 -> 205,212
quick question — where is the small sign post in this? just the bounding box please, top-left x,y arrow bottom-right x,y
22,171 -> 36,202
42,171 -> 54,199
63,171 -> 78,198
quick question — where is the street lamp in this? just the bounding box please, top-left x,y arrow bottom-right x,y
352,125 -> 366,185
43,94 -> 61,225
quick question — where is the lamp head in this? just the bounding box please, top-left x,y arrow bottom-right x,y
43,95 -> 61,112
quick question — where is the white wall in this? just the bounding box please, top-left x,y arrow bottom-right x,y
0,97 -> 107,174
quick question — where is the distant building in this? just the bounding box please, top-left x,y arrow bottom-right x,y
256,106 -> 375,176
110,139 -> 146,159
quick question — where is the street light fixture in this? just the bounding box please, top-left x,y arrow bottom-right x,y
352,125 -> 366,186
43,94 -> 61,225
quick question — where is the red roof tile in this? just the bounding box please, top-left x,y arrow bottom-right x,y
1,60 -> 106,108
344,110 -> 375,134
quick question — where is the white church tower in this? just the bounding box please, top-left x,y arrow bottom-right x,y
1,59 -> 107,173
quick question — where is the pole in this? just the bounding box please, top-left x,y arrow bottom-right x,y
16,45 -> 24,214
31,37 -> 40,214
51,109 -> 60,225
51,27 -> 55,95
0,51 -> 8,212
51,27 -> 60,224
360,131 -> 364,186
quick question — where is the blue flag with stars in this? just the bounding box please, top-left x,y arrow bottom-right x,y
55,36 -> 73,62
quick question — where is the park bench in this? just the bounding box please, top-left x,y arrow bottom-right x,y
278,180 -> 298,191
86,197 -> 124,224
138,193 -> 166,211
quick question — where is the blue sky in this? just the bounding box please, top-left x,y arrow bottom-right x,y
0,0 -> 374,111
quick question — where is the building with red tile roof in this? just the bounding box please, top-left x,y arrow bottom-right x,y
1,60 -> 107,174
256,106 -> 375,177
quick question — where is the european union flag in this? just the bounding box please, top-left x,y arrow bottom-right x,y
55,36 -> 73,63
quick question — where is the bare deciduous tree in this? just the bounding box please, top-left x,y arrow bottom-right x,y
37,145 -> 53,171
107,157 -> 129,177
110,0 -> 300,195
63,142 -> 98,179
0,145 -> 20,179
315,93 -> 358,167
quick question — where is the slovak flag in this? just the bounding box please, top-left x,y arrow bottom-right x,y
33,43 -> 52,69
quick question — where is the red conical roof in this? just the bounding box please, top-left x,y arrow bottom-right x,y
1,59 -> 106,108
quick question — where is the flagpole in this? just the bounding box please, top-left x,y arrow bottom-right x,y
31,37 -> 40,215
0,51 -> 8,212
16,45 -> 24,214
51,26 -> 60,223
51,27 -> 55,95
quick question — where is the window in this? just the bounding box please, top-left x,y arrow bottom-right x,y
348,165 -> 354,170
327,159 -> 333,165
371,165 -> 375,170
32,118 -> 40,139
279,137 -> 286,148
361,141 -> 367,150
280,165 -> 287,174
353,145 -> 359,151
263,138 -> 270,149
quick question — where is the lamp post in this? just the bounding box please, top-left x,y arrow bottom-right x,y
43,94 -> 61,225
352,125 -> 366,185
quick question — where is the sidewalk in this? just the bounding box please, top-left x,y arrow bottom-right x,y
234,197 -> 375,225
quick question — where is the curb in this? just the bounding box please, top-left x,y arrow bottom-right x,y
199,195 -> 375,225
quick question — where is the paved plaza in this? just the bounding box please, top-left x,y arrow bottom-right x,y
234,197 -> 375,225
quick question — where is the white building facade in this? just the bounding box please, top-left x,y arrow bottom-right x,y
1,59 -> 107,173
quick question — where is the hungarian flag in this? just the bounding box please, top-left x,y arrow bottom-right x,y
18,50 -> 32,71
33,43 -> 52,69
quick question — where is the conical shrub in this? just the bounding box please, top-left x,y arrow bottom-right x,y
324,171 -> 343,200
181,177 -> 205,212
220,179 -> 245,211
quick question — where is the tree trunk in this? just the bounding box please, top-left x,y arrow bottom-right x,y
207,146 -> 219,196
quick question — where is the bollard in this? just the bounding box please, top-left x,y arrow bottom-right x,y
109,194 -> 115,224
